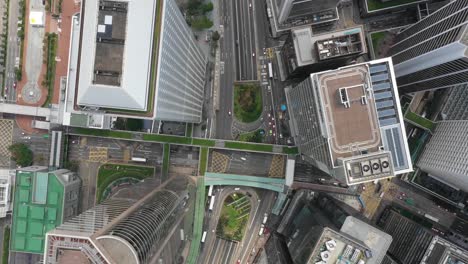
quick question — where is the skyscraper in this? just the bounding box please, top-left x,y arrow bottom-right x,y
43,176 -> 194,264
417,121 -> 468,192
64,0 -> 206,128
275,0 -> 340,24
286,58 -> 412,185
390,0 -> 468,93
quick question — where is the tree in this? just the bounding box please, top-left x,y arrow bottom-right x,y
201,2 -> 213,13
192,16 -> 213,30
8,143 -> 33,167
212,31 -> 220,41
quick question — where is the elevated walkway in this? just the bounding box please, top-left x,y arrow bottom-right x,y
0,103 -> 51,117
204,172 -> 285,192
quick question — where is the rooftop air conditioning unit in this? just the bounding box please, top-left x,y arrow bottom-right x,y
325,240 -> 336,251
360,161 -> 372,177
380,157 -> 391,173
371,159 -> 381,173
321,251 -> 330,261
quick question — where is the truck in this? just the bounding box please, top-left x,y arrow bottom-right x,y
131,157 -> 147,162
268,63 -> 273,79
208,185 -> 213,197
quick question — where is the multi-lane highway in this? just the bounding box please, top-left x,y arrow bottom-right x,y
4,0 -> 20,103
232,0 -> 257,81
199,186 -> 276,264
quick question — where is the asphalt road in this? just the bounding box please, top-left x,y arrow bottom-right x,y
199,187 -> 276,264
215,0 -> 234,139
233,0 -> 257,81
4,0 -> 20,103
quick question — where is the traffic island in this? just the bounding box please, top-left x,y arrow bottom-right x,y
234,83 -> 263,123
216,193 -> 251,242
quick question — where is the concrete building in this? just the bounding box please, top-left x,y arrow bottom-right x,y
0,169 -> 13,218
280,26 -> 366,79
63,0 -> 206,128
390,0 -> 468,93
10,167 -> 81,254
286,58 -> 412,185
275,191 -> 391,264
43,175 -> 194,264
440,83 -> 468,120
378,207 -> 468,264
417,121 -> 468,192
267,0 -> 339,37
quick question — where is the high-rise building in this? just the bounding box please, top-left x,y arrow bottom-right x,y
417,121 -> 468,192
280,26 -> 367,79
267,0 -> 339,37
440,83 -> 468,120
378,207 -> 468,263
43,175 -> 194,264
63,0 -> 206,128
10,167 -> 81,254
390,0 -> 468,93
286,58 -> 412,185
275,191 -> 392,264
0,169 -> 13,218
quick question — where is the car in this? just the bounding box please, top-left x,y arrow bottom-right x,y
252,53 -> 255,57
13,82 -> 17,89
249,3 -> 252,8
228,110 -> 232,116
267,113 -> 271,117
240,157 -> 246,161
237,260 -> 241,264
4,87 -> 7,92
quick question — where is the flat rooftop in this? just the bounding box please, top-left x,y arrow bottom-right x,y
317,65 -> 381,162
93,1 -> 128,86
11,169 -> 65,254
77,0 -> 156,111
308,227 -> 371,264
293,26 -> 366,67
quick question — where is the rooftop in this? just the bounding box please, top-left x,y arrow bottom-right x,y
11,168 -> 65,253
76,0 -> 156,111
305,59 -> 412,184
421,236 -> 468,264
308,227 -> 371,264
293,26 -> 366,67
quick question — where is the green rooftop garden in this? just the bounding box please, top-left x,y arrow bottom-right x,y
234,83 -> 263,123
96,164 -> 154,203
216,193 -> 250,241
404,111 -> 436,132
224,141 -> 274,152
11,171 -> 65,254
366,0 -> 423,11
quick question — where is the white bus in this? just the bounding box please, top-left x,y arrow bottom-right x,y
201,231 -> 207,243
268,63 -> 273,79
131,157 -> 147,162
209,196 -> 215,211
208,185 -> 213,197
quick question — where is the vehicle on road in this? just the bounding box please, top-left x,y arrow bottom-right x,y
258,225 -> 264,236
252,53 -> 255,57
268,63 -> 273,79
263,214 -> 268,224
240,157 -> 246,161
228,110 -> 232,116
209,196 -> 215,211
131,157 -> 147,162
201,231 -> 207,243
208,185 -> 213,197
249,3 -> 252,8
13,82 -> 17,89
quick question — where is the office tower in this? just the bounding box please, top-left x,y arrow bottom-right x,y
286,58 -> 412,185
390,0 -> 468,93
417,121 -> 468,192
378,208 -> 468,263
44,175 -> 194,264
280,26 -> 367,79
0,169 -> 13,218
267,0 -> 339,37
275,0 -> 340,24
275,191 -> 392,264
64,0 -> 206,128
11,167 -> 81,254
440,83 -> 468,120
